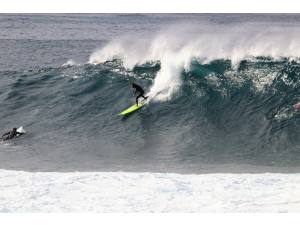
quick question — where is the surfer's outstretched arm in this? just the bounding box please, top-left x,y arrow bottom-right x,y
2,132 -> 9,137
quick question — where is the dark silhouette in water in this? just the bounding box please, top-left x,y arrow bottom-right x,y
1,128 -> 23,141
131,83 -> 148,105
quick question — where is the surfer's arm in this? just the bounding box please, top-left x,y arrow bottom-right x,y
16,132 -> 23,135
131,87 -> 137,95
2,132 -> 9,137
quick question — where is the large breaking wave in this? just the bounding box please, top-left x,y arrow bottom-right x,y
1,21 -> 300,172
89,23 -> 300,102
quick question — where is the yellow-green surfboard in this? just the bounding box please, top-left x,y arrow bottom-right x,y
118,102 -> 146,116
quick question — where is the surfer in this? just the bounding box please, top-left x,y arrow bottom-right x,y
294,102 -> 300,111
1,128 -> 23,141
131,83 -> 148,105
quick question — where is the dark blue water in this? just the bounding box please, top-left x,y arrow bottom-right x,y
0,14 -> 300,173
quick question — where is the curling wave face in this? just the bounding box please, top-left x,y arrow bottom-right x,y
89,21 -> 300,101
0,56 -> 300,172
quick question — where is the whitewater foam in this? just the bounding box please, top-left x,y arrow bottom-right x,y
62,59 -> 79,67
1,169 -> 300,212
89,23 -> 300,101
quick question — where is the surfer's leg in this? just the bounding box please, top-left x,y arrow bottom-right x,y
136,94 -> 142,105
2,136 -> 8,141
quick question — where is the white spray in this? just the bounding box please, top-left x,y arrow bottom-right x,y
89,22 -> 300,101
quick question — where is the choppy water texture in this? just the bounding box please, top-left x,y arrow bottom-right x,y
0,14 -> 300,173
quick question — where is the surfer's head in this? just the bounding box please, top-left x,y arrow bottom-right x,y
294,103 -> 300,111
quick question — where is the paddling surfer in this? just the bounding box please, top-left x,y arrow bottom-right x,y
294,102 -> 300,111
1,128 -> 23,141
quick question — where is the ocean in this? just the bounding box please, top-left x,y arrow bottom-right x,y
0,13 -> 300,175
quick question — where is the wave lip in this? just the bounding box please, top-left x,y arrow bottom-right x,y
88,23 -> 300,101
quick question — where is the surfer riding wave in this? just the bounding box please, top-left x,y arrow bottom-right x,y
131,83 -> 148,106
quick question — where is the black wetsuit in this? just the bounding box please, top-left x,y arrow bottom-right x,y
132,83 -> 148,105
1,129 -> 22,141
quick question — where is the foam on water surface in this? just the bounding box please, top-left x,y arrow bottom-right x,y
0,169 -> 299,213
